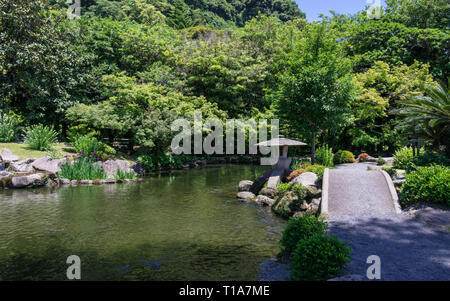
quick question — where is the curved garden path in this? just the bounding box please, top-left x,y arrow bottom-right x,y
325,163 -> 450,280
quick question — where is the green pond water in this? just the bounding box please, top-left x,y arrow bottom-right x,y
0,165 -> 286,280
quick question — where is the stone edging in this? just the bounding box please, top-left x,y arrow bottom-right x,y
380,170 -> 402,214
320,168 -> 330,214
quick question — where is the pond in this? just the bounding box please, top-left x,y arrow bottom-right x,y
0,165 -> 286,280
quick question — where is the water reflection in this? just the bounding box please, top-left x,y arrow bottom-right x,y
0,165 -> 284,280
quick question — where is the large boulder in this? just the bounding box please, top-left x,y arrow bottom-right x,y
0,148 -> 18,162
10,174 -> 47,188
32,156 -> 67,174
10,159 -> 35,173
238,180 -> 253,192
237,191 -> 256,202
290,172 -> 318,187
102,160 -> 132,178
255,195 -> 275,207
272,191 -> 301,218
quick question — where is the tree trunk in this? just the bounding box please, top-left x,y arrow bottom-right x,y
311,131 -> 316,164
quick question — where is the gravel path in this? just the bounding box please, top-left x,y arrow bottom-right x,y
327,165 -> 450,280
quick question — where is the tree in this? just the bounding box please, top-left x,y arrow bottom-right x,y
0,0 -> 96,125
396,80 -> 450,155
275,25 -> 355,163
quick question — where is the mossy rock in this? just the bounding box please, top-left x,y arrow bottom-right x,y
272,191 -> 302,218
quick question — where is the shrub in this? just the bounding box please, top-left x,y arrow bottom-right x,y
292,184 -> 308,199
288,169 -> 302,181
279,214 -> 328,256
377,156 -> 386,166
137,155 -> 155,172
407,151 -> 450,172
0,113 -> 20,142
114,169 -> 136,181
58,157 -> 106,181
357,153 -> 370,162
400,165 -> 450,207
71,135 -> 116,159
306,165 -> 328,181
136,153 -> 185,172
24,124 -> 58,150
393,146 -> 424,169
290,234 -> 351,281
276,183 -> 291,196
334,150 -> 355,164
316,144 -> 334,167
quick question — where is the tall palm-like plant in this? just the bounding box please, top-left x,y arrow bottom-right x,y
396,80 -> 450,154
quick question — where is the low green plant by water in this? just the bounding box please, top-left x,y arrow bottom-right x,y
114,169 -> 136,181
58,157 -> 106,180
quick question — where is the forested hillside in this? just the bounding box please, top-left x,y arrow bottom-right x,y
52,0 -> 305,28
0,0 -> 449,157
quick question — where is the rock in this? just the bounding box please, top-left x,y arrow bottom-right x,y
102,179 -> 116,184
131,163 -> 145,176
306,186 -> 322,198
393,179 -> 405,187
10,174 -> 46,188
272,191 -> 301,218
255,195 -> 275,206
0,163 -> 7,171
0,170 -> 12,178
0,148 -> 18,162
311,198 -> 321,206
10,159 -> 35,173
290,172 -> 318,187
32,156 -> 67,174
71,180 -> 78,185
102,160 -> 132,178
237,191 -> 256,202
299,201 -> 310,211
238,180 -> 254,192
59,178 -> 71,185
80,180 -> 93,185
293,211 -> 305,218
328,274 -> 366,281
260,187 -> 277,198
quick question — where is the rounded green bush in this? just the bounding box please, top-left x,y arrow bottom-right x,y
334,150 -> 355,164
279,214 -> 328,256
290,234 -> 351,281
400,165 -> 450,207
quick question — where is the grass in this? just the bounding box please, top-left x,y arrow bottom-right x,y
0,142 -> 76,160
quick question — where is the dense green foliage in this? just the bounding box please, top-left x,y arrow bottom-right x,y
290,234 -> 351,281
334,150 -> 356,164
316,145 -> 334,167
1,0 -> 449,160
400,165 -> 450,206
396,80 -> 450,156
24,125 -> 58,151
0,113 -> 20,142
408,151 -> 450,171
279,214 -> 327,256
